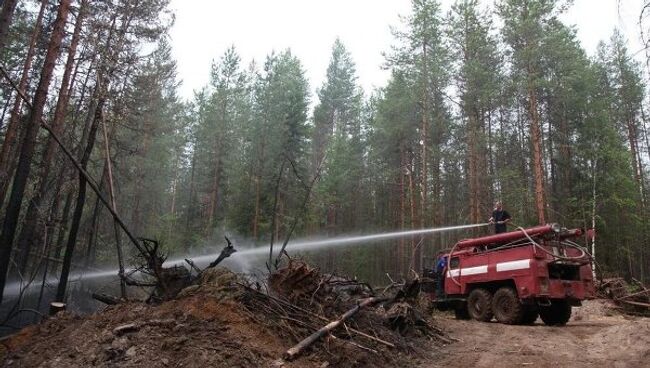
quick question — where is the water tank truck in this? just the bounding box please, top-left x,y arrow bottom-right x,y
424,224 -> 596,325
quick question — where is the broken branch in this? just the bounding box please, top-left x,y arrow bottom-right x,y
284,296 -> 390,361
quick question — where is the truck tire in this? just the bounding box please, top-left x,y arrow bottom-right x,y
467,288 -> 493,322
492,287 -> 524,325
539,300 -> 571,326
454,303 -> 471,320
520,305 -> 539,325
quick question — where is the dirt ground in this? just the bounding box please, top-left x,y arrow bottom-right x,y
426,299 -> 650,368
2,276 -> 648,368
0,266 -> 437,368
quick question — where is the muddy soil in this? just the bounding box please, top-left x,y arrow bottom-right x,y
3,291 -> 647,368
0,267 -> 440,368
426,299 -> 650,368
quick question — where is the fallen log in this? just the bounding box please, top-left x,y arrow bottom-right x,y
113,323 -> 139,335
112,319 -> 176,336
618,299 -> 650,308
241,283 -> 396,348
284,296 -> 389,361
92,292 -> 121,305
616,289 -> 650,301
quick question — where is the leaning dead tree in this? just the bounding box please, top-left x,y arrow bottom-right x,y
268,154 -> 325,271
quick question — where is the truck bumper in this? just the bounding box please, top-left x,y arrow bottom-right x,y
545,279 -> 595,300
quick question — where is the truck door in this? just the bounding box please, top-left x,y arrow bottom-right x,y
445,256 -> 462,295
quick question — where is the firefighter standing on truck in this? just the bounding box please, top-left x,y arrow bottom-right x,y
489,201 -> 511,234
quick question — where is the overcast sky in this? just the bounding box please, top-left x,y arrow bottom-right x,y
168,0 -> 646,100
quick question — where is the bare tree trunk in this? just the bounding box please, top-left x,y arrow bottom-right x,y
101,116 -> 126,298
0,0 -> 47,207
627,120 -> 647,206
84,187 -> 103,269
476,111 -> 487,226
467,111 -> 479,225
14,0 -> 87,274
559,107 -> 571,215
253,140 -> 266,239
169,150 -> 181,239
399,145 -> 406,275
0,0 -> 18,52
527,77 -> 546,224
56,95 -> 103,302
0,90 -> 11,128
420,40 -> 429,237
0,0 -> 71,305
185,149 -> 196,235
591,158 -> 597,280
206,149 -> 221,235
52,189 -> 74,274
268,160 -> 285,270
408,154 -> 416,248
131,115 -> 152,234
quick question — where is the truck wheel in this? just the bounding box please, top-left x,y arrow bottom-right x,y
520,305 -> 539,325
467,288 -> 493,322
539,300 -> 571,326
492,287 -> 523,325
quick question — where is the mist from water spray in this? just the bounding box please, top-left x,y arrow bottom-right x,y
180,222 -> 490,266
3,223 -> 490,297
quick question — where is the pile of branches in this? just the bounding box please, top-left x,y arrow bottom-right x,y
238,260 -> 451,363
598,277 -> 650,316
93,237 -> 236,305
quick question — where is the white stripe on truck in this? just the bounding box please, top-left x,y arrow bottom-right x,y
447,265 -> 488,278
496,259 -> 531,272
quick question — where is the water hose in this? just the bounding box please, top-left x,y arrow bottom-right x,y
446,224 -> 590,287
516,226 -> 588,262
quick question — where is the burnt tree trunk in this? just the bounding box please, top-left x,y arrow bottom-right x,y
52,189 -> 74,274
0,0 -> 47,207
14,0 -> 87,274
55,96 -> 104,302
0,0 -> 71,304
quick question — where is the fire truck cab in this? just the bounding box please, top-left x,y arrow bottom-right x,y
425,224 -> 596,326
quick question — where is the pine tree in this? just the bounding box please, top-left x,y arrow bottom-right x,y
448,0 -> 501,225
311,39 -> 364,233
498,0 -> 565,224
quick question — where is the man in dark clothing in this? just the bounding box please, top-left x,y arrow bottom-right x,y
435,254 -> 447,298
489,201 -> 511,234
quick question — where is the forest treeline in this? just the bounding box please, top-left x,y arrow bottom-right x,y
0,0 -> 649,303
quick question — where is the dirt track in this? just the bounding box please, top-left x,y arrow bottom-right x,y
426,300 -> 650,368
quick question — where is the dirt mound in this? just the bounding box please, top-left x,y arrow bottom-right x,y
1,265 -> 447,367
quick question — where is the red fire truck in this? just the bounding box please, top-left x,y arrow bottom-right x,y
425,224 -> 595,326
